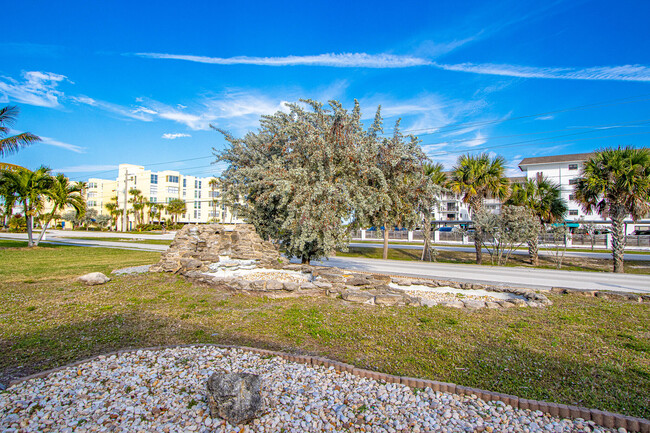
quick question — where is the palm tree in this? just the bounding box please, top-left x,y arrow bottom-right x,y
128,188 -> 146,228
34,174 -> 86,245
166,198 -> 186,224
0,106 -> 41,170
209,178 -> 219,222
0,166 -> 53,246
104,196 -> 120,231
448,153 -> 510,264
506,176 -> 567,265
574,146 -> 650,273
421,162 -> 446,261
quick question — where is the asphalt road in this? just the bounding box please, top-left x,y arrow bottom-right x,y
310,256 -> 650,294
348,242 -> 650,261
4,232 -> 649,294
0,233 -> 167,251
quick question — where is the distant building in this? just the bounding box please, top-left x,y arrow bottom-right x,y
518,152 -> 595,221
518,152 -> 649,234
86,163 -> 245,229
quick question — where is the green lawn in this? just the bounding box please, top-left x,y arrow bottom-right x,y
0,244 -> 648,419
336,246 -> 650,274
352,239 -> 650,255
0,240 -> 160,281
58,236 -> 173,245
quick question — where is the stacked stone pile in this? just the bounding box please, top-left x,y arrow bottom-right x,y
150,224 -> 281,274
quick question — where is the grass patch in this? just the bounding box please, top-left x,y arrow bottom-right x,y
0,244 -> 649,419
336,246 -> 650,274
0,241 -> 160,281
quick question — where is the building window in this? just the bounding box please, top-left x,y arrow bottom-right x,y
182,178 -> 187,188
568,179 -> 578,185
194,190 -> 201,199
88,182 -> 97,189
209,191 -> 219,198
568,164 -> 578,170
88,201 -> 97,207
183,190 -> 186,197
167,186 -> 179,194
166,175 -> 179,183
150,185 -> 158,196
150,197 -> 157,203
194,210 -> 200,219
151,174 -> 158,184
195,180 -> 202,189
569,194 -> 575,201
87,192 -> 97,198
569,210 -> 579,216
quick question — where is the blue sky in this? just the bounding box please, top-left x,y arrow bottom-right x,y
1,0 -> 649,180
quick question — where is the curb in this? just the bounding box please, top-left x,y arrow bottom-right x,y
7,344 -> 650,432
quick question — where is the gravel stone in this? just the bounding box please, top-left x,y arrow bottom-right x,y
0,347 -> 619,433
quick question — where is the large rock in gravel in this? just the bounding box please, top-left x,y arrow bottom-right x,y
206,372 -> 263,425
76,272 -> 110,286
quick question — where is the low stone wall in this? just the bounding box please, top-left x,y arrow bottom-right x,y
150,224 -> 282,274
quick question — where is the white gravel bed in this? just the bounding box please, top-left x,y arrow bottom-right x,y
0,346 -> 616,433
204,268 -> 311,283
391,283 -> 525,303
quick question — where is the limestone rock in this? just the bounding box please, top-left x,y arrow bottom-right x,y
342,290 -> 375,304
206,373 -> 263,425
462,299 -> 486,309
151,224 -> 281,275
76,272 -> 110,286
374,293 -> 404,306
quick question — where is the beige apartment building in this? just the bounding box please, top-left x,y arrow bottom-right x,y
86,163 -> 244,229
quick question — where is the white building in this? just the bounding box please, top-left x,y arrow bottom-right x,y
518,152 -> 649,234
86,163 -> 244,229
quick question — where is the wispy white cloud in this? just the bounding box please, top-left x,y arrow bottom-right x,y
0,71 -> 67,108
461,132 -> 487,148
162,133 -> 191,139
536,115 -> 554,120
433,62 -> 650,82
53,164 -> 119,173
71,95 -> 155,121
134,50 -> 650,82
39,136 -> 85,153
134,52 -> 431,68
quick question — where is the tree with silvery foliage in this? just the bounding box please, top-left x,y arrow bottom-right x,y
362,108 -> 433,260
216,100 -> 375,264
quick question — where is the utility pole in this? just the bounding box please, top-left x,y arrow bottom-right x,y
122,171 -> 129,232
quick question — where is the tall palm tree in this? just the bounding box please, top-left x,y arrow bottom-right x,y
0,166 -> 53,246
104,196 -> 120,231
0,106 -> 41,170
506,176 -> 567,265
35,174 -> 86,245
166,198 -> 186,224
574,146 -> 650,273
448,153 -> 510,264
421,162 -> 446,261
209,178 -> 219,222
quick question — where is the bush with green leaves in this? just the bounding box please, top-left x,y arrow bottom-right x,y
473,205 -> 541,266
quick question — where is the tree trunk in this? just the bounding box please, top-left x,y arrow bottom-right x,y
421,214 -> 432,261
301,256 -> 310,265
35,216 -> 52,246
26,214 -> 34,247
473,232 -> 482,265
383,222 -> 389,260
528,236 -> 539,266
611,214 -> 626,273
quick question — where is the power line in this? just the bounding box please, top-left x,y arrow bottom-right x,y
428,131 -> 650,157
69,155 -> 215,180
418,118 -> 650,148
380,93 -> 650,136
